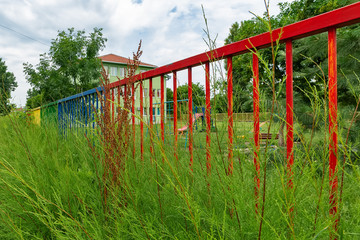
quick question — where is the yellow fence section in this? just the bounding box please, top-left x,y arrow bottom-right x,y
28,107 -> 41,125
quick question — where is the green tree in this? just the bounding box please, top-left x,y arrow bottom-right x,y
177,82 -> 205,106
225,0 -> 360,115
24,28 -> 107,108
0,58 -> 17,115
166,87 -> 173,101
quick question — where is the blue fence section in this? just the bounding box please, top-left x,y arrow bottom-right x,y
57,86 -> 104,137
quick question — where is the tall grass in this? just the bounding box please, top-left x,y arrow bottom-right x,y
1,112 -> 360,239
1,5 -> 360,240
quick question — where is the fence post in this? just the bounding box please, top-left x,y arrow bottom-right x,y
205,62 -> 211,175
140,81 -> 144,161
173,72 -> 178,162
286,40 -> 294,226
161,75 -> 165,146
149,77 -> 153,157
328,27 -> 338,238
227,56 -> 233,175
132,83 -> 135,159
252,53 -> 260,214
188,67 -> 193,171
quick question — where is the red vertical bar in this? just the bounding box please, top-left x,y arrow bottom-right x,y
140,81 -> 144,161
117,86 -> 120,115
132,84 -> 135,158
253,53 -> 260,214
173,72 -> 178,161
227,56 -> 233,175
205,62 -> 211,175
188,67 -> 193,170
286,40 -> 294,186
149,78 -> 153,155
124,85 -> 127,105
161,75 -> 165,145
112,88 -> 115,121
328,28 -> 338,237
286,40 -> 294,225
123,85 -> 127,145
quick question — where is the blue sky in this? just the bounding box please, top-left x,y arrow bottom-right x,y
0,0 -> 293,107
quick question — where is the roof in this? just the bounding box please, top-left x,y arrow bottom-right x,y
99,54 -> 157,68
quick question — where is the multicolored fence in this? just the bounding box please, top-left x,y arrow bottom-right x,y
29,3 -> 360,237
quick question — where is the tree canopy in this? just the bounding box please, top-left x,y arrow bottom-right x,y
223,0 -> 360,114
0,58 -> 17,115
177,82 -> 205,106
24,28 -> 107,109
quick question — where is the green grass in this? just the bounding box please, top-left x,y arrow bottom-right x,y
0,113 -> 360,239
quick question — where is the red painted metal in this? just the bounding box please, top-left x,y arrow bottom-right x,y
161,75 -> 165,144
328,28 -> 338,235
227,56 -> 233,175
112,88 -> 115,121
131,83 -> 136,158
117,86 -> 121,116
56,6 -> 359,236
286,40 -> 294,225
149,77 -> 153,155
173,72 -> 178,161
252,53 -> 260,214
188,67 -> 193,170
140,81 -> 144,161
205,62 -> 211,175
286,40 -> 294,188
132,84 -> 135,158
108,2 -> 360,87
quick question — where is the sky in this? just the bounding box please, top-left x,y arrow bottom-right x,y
0,0 -> 294,107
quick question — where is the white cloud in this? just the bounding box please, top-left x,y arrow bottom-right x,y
0,0 -> 294,107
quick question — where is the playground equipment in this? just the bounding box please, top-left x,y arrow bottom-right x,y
178,113 -> 203,133
151,99 -> 214,148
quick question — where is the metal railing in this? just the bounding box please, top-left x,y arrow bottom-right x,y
49,2 -> 360,237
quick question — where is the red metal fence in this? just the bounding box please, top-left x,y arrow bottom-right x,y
106,2 -> 360,236
56,2 -> 360,237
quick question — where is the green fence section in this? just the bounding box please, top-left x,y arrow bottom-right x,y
39,101 -> 58,126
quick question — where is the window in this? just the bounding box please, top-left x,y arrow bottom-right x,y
119,67 -> 125,78
157,89 -> 160,98
157,108 -> 160,116
110,67 -> 117,76
153,89 -> 156,98
143,107 -> 147,115
144,88 -> 148,97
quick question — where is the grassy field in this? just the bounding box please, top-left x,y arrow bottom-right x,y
0,113 -> 360,239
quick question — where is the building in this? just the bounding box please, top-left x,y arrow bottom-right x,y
99,54 -> 166,124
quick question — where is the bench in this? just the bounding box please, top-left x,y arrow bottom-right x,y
259,133 -> 279,140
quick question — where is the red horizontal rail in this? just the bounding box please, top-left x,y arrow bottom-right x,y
105,2 -> 360,90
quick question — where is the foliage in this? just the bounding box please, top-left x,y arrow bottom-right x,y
24,28 -> 107,109
224,0 -> 360,114
0,58 -> 17,115
166,87 -> 173,101
177,82 -> 205,106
